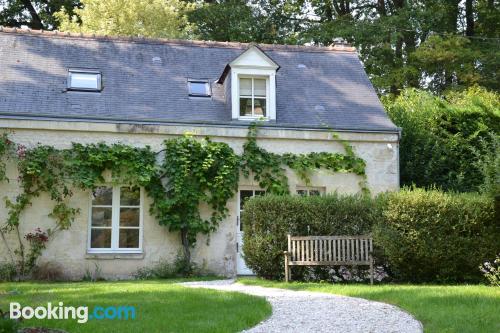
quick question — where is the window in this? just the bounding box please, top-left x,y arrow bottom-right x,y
238,189 -> 265,232
239,77 -> 267,118
296,187 -> 325,197
68,69 -> 102,92
89,186 -> 142,253
188,80 -> 211,97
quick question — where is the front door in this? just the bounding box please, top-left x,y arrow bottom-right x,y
236,189 -> 265,275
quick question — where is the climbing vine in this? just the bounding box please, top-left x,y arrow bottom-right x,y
241,123 -> 369,194
147,135 -> 240,264
0,123 -> 367,276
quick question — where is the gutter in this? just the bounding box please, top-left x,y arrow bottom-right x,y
0,113 -> 401,136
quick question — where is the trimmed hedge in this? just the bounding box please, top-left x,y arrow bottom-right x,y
242,190 -> 499,283
241,194 -> 379,280
374,188 -> 498,283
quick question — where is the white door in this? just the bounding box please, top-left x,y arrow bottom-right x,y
236,189 -> 265,275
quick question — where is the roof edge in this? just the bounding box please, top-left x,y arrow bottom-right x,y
0,26 -> 357,53
0,113 -> 401,135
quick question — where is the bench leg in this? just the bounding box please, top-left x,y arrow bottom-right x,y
370,258 -> 374,285
284,252 -> 289,282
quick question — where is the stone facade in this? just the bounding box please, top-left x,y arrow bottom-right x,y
0,119 -> 399,279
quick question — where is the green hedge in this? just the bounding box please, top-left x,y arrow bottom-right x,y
241,194 -> 379,280
374,188 -> 498,283
242,190 -> 499,283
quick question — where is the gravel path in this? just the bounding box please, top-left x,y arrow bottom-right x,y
180,279 -> 423,333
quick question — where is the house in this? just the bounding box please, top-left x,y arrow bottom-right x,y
0,28 -> 399,278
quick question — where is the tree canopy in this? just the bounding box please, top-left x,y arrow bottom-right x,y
55,0 -> 193,39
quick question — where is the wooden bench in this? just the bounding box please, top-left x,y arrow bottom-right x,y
284,235 -> 374,284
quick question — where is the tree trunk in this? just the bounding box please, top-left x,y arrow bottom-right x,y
180,227 -> 191,266
21,0 -> 43,30
377,0 -> 386,16
465,0 -> 475,36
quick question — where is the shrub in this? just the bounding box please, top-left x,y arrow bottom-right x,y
32,262 -> 64,281
374,188 -> 498,283
0,263 -> 16,282
479,254 -> 500,287
242,194 -> 380,280
134,254 -> 199,279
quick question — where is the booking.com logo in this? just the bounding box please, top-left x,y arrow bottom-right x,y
10,302 -> 136,323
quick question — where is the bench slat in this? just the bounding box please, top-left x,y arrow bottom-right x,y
289,261 -> 372,266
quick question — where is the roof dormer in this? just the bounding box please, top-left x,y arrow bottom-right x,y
224,45 -> 279,121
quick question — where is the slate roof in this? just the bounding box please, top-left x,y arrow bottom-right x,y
0,27 -> 398,132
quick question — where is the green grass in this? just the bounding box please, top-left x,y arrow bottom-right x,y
238,278 -> 499,333
0,279 -> 271,333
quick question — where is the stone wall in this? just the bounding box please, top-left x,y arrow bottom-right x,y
0,119 -> 399,279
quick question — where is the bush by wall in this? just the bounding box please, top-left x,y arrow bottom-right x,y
374,188 -> 498,283
241,194 -> 379,280
242,189 -> 498,283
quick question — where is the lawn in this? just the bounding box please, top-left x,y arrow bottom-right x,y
0,279 -> 271,333
239,278 -> 499,333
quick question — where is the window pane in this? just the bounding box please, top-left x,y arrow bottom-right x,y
188,81 -> 209,96
309,190 -> 321,196
120,186 -> 140,206
119,229 -> 139,248
91,229 -> 111,248
91,207 -> 112,227
297,190 -> 307,196
239,190 -> 254,210
254,79 -> 266,97
70,72 -> 99,90
239,78 -> 252,96
240,98 -> 253,116
254,98 -> 267,117
92,187 -> 112,205
120,208 -> 140,227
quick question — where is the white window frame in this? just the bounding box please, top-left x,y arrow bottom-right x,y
87,186 -> 143,254
296,186 -> 326,196
231,67 -> 276,121
237,76 -> 269,119
188,79 -> 211,97
67,68 -> 102,92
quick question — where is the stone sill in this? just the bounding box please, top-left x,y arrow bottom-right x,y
85,253 -> 145,260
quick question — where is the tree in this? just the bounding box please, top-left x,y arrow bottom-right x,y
0,0 -> 81,29
187,0 -> 306,43
385,87 -> 500,193
56,0 -> 193,39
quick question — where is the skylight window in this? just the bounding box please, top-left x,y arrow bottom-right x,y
68,69 -> 102,92
188,80 -> 211,97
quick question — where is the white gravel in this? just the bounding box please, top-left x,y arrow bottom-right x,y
179,279 -> 423,333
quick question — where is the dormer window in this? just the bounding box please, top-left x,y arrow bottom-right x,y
68,69 -> 102,92
239,77 -> 267,117
222,45 -> 279,121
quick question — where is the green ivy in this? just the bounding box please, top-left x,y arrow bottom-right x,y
0,124 -> 367,275
147,135 -> 240,263
241,123 -> 368,194
0,133 -> 15,182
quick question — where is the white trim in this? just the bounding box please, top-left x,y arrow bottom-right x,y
231,68 -> 276,121
229,46 -> 279,70
87,186 -> 144,254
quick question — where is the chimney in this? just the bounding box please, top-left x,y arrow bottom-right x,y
330,37 -> 354,51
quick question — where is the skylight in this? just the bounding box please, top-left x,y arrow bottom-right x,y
68,69 -> 102,92
188,80 -> 211,97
